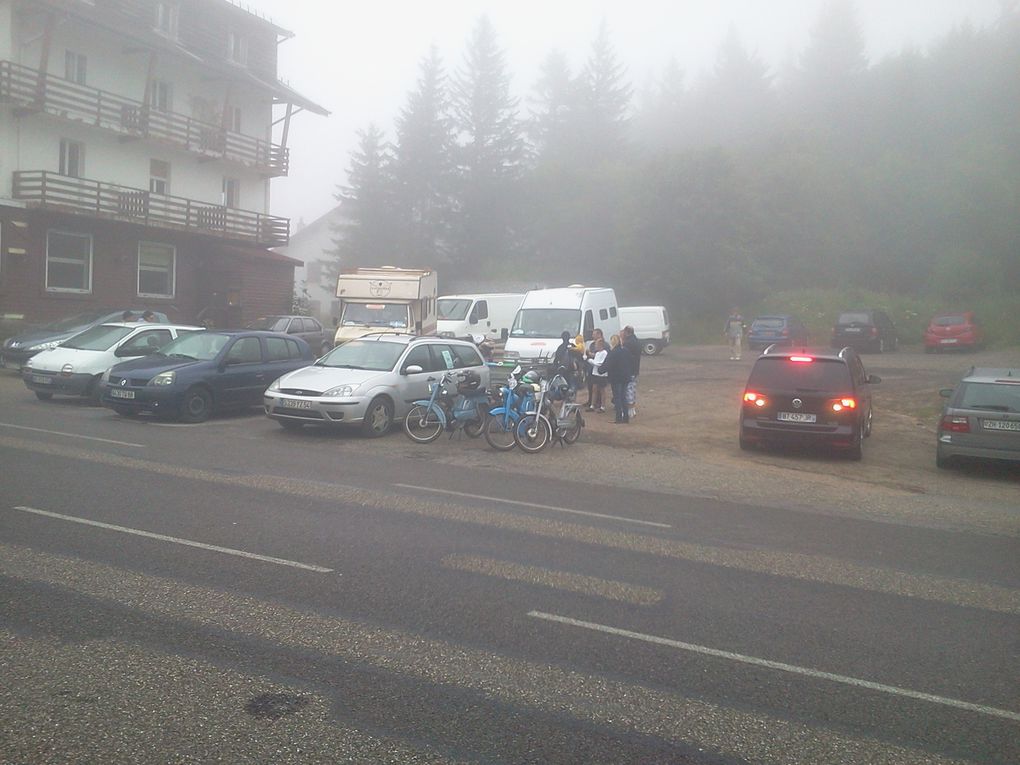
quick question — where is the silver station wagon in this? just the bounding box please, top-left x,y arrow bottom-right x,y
264,333 -> 490,437
937,367 -> 1020,469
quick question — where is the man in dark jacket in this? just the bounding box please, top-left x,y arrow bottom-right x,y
621,325 -> 641,419
603,334 -> 635,423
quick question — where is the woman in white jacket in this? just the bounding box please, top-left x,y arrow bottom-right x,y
586,337 -> 609,412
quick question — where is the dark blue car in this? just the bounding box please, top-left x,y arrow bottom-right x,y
99,330 -> 314,422
747,315 -> 810,352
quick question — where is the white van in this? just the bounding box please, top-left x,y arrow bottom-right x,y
619,306 -> 671,355
504,286 -> 620,362
437,293 -> 524,342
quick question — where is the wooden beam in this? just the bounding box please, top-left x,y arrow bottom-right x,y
279,101 -> 293,148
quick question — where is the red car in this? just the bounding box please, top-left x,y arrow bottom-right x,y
924,312 -> 983,352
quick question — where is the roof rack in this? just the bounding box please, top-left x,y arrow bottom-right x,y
837,346 -> 852,360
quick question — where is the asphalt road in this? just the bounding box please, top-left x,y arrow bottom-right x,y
0,371 -> 1017,764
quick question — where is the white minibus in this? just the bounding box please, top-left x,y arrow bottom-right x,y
504,286 -> 620,362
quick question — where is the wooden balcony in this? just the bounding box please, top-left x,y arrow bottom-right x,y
0,59 -> 289,176
14,171 -> 289,247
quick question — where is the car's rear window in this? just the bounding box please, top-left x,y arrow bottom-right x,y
747,357 -> 852,389
933,316 -> 966,327
837,312 -> 871,324
958,382 -> 1020,413
751,318 -> 785,330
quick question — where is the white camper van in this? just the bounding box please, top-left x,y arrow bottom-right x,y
618,305 -> 671,355
333,267 -> 438,346
437,293 -> 525,342
504,286 -> 620,362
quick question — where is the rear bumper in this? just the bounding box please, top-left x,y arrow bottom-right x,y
741,417 -> 859,449
937,437 -> 1020,464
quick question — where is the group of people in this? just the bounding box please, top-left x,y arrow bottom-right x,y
553,325 -> 641,424
121,310 -> 158,323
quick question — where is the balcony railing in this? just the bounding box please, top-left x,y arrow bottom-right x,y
0,59 -> 289,176
14,171 -> 289,247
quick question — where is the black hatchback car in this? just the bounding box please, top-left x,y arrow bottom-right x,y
99,330 -> 314,422
739,347 -> 881,460
831,309 -> 897,353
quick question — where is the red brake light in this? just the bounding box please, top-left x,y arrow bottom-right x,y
743,392 -> 767,407
789,356 -> 813,363
831,398 -> 857,412
941,415 -> 970,433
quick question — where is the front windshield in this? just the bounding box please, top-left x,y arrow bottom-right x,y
155,332 -> 231,361
45,309 -> 110,332
246,317 -> 290,331
510,308 -> 580,339
437,299 -> 471,321
62,324 -> 135,351
341,303 -> 409,328
317,339 -> 405,371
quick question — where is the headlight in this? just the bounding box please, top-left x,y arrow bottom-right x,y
29,340 -> 60,352
150,370 -> 175,386
322,384 -> 354,398
60,363 -> 74,376
268,378 -> 281,392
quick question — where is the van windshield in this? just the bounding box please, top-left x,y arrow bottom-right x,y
342,303 -> 409,328
510,309 -> 580,338
437,299 -> 471,321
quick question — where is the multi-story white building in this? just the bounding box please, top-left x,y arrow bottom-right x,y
0,0 -> 326,327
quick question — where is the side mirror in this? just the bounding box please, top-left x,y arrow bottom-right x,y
866,374 -> 881,384
402,364 -> 424,375
939,387 -> 953,398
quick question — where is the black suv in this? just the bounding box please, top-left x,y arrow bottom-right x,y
831,309 -> 897,353
739,347 -> 881,460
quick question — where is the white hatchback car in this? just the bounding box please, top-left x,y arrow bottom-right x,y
23,322 -> 203,403
264,333 -> 491,437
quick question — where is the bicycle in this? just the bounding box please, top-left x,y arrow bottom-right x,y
403,370 -> 489,443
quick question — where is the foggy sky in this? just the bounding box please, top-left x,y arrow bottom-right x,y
238,0 -> 1002,226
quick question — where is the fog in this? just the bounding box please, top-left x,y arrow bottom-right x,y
240,0 -> 1001,222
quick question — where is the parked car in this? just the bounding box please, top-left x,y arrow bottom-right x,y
246,315 -> 332,355
22,322 -> 199,403
924,312 -> 984,353
264,333 -> 491,437
936,367 -> 1020,469
831,309 -> 897,353
746,314 -> 809,352
1,308 -> 169,369
739,346 -> 880,460
99,330 -> 314,423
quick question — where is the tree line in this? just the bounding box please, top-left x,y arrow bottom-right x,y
328,1 -> 1020,323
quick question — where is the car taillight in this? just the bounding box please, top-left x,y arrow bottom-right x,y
869,326 -> 878,336
780,328 -> 789,336
789,356 -> 813,363
940,415 -> 970,433
831,398 -> 857,412
743,392 -> 767,407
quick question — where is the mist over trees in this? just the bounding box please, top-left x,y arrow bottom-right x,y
330,4 -> 1020,328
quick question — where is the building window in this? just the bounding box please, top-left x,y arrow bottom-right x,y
227,31 -> 247,65
59,139 -> 84,178
154,2 -> 178,38
46,230 -> 92,293
138,242 -> 176,298
149,80 -> 173,112
227,105 -> 242,133
150,159 -> 170,195
222,177 -> 240,209
64,51 -> 87,85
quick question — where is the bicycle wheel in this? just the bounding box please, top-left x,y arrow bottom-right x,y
561,410 -> 583,444
403,404 -> 444,443
515,414 -> 552,453
483,414 -> 517,451
463,404 -> 487,438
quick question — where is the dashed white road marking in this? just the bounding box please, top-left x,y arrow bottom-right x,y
528,610 -> 1020,723
394,483 -> 672,528
11,506 -> 334,573
0,421 -> 144,447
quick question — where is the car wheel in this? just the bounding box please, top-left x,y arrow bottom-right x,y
863,407 -> 873,438
739,434 -> 754,451
277,419 -> 305,431
35,390 -> 53,401
179,386 -> 213,423
846,428 -> 863,461
642,340 -> 659,356
361,396 -> 393,438
936,446 -> 952,469
86,375 -> 102,405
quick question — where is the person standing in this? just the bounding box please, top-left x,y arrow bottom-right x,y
584,328 -> 606,407
724,308 -> 745,360
585,336 -> 608,412
621,325 -> 641,419
603,334 -> 635,424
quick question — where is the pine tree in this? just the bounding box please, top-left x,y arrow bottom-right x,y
574,20 -> 633,158
527,50 -> 577,159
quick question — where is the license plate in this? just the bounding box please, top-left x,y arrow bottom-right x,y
31,375 -> 52,384
777,411 -> 817,423
940,338 -> 958,344
983,419 -> 1020,431
281,399 -> 313,409
110,389 -> 135,399
843,327 -> 861,333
